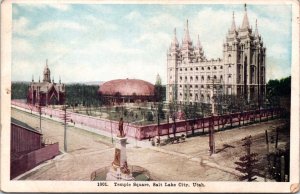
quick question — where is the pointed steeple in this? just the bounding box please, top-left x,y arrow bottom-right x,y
196,34 -> 201,48
43,59 -> 51,83
59,76 -> 61,84
254,19 -> 259,37
241,4 -> 250,29
32,75 -> 34,82
171,28 -> 179,46
39,76 -> 40,83
230,12 -> 236,32
52,76 -> 54,83
183,19 -> 191,43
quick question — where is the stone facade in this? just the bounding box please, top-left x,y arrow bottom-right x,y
166,5 -> 266,106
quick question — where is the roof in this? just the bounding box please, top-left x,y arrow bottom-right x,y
29,82 -> 65,93
11,118 -> 42,135
99,79 -> 155,96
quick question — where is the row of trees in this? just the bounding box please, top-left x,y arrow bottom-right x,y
266,76 -> 291,108
11,82 -> 29,99
65,84 -> 101,107
266,76 -> 291,98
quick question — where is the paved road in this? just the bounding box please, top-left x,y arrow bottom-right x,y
12,107 -> 287,181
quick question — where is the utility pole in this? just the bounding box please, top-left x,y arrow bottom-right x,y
275,127 -> 279,149
157,102 -> 160,143
37,92 -> 43,134
38,105 -> 42,133
60,105 -> 70,152
167,113 -> 170,138
209,115 -> 215,155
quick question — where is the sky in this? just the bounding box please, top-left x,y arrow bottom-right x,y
12,3 -> 292,84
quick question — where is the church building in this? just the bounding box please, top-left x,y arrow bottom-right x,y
27,60 -> 65,106
166,5 -> 266,106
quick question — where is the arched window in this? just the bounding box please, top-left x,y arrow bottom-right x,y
228,74 -> 232,83
207,95 -> 210,103
207,75 -> 211,80
228,54 -> 232,64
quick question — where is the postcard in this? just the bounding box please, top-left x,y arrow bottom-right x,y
1,0 -> 299,192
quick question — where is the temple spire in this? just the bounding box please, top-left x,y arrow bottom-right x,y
183,19 -> 191,43
230,12 -> 236,32
43,59 -> 51,83
241,4 -> 250,29
197,34 -> 201,48
59,76 -> 61,84
32,75 -> 34,82
255,19 -> 259,37
172,28 -> 179,46
39,76 -> 40,83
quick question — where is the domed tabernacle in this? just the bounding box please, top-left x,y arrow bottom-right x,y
99,79 -> 155,103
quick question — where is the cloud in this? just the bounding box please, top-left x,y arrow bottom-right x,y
12,59 -> 43,82
144,12 -> 182,30
12,6 -> 19,15
12,38 -> 34,54
20,4 -> 71,11
11,4 -> 292,84
13,17 -> 86,37
125,11 -> 142,21
83,15 -> 118,31
134,31 -> 170,50
12,17 -> 29,34
266,57 -> 290,81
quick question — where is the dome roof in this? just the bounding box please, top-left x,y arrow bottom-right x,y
99,79 -> 155,96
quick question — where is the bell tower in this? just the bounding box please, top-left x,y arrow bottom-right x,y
43,59 -> 51,83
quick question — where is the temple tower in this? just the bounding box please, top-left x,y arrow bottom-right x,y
43,59 -> 51,83
166,28 -> 179,102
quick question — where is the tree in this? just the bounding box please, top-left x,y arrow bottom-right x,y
154,74 -> 165,102
266,76 -> 291,108
157,102 -> 165,120
12,82 -> 29,99
146,111 -> 154,121
235,136 -> 258,181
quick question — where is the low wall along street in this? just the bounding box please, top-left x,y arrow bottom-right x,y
11,143 -> 59,179
12,100 -> 282,140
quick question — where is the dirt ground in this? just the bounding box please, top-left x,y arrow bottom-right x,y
11,108 -> 289,181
